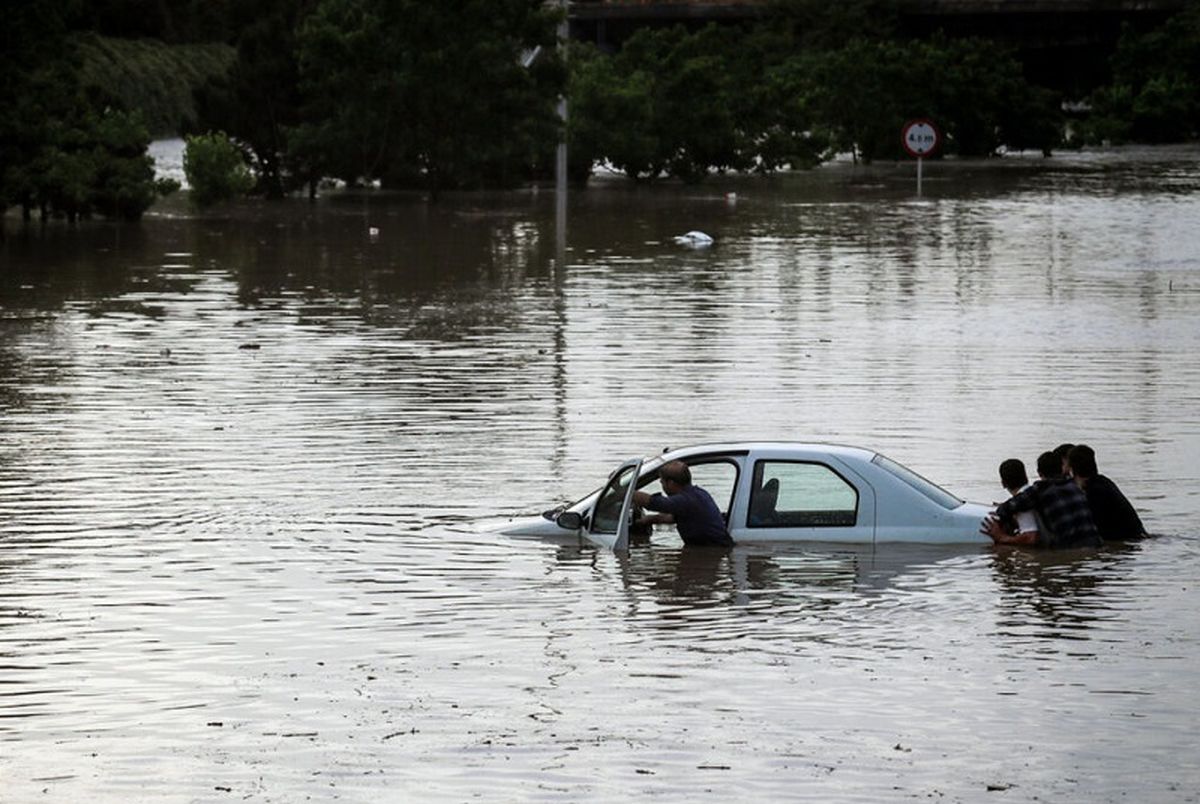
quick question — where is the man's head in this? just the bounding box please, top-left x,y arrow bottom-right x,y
659,460 -> 692,493
1054,443 -> 1075,476
1036,450 -> 1062,480
999,458 -> 1029,492
1067,444 -> 1098,480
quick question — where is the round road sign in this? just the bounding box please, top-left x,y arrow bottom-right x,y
902,119 -> 940,158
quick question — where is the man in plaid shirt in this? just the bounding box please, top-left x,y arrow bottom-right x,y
981,451 -> 1101,548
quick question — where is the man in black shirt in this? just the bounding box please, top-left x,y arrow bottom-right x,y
1068,444 -> 1147,541
632,460 -> 734,547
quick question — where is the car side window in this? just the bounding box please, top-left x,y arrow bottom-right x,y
747,460 -> 858,528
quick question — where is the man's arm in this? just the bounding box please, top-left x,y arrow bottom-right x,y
635,490 -> 684,515
994,483 -> 1040,521
632,491 -> 675,529
981,515 -> 1039,546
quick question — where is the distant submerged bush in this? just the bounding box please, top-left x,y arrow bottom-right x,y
183,132 -> 254,208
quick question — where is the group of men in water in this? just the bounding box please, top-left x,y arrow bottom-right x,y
981,443 -> 1147,548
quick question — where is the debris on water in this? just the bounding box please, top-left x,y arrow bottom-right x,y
383,728 -> 418,740
674,231 -> 714,248
894,743 -> 912,752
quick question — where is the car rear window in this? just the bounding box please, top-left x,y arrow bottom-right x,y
871,454 -> 963,510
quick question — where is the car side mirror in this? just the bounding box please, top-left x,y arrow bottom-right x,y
556,511 -> 584,531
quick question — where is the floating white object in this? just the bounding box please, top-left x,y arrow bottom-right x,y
674,230 -> 714,247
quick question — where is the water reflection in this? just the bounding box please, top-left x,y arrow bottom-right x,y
602,540 -> 996,621
989,542 -> 1142,638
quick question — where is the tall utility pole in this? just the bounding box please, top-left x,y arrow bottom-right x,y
555,1 -> 569,261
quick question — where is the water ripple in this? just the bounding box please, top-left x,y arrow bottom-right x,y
2,154 -> 1199,800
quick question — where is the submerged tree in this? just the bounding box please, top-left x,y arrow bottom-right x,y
805,36 -> 1060,161
292,0 -> 564,194
1,2 -> 75,218
569,24 -> 824,182
566,14 -> 1061,180
1085,3 -> 1200,143
1,6 -> 175,223
194,0 -> 313,198
184,131 -> 255,208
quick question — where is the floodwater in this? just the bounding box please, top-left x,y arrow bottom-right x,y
2,147 -> 1199,802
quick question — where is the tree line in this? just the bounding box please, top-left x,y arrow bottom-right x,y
2,0 -> 1199,221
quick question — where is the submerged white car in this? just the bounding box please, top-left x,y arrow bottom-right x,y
500,442 -> 991,550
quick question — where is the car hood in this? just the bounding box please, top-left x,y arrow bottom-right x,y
495,513 -> 573,539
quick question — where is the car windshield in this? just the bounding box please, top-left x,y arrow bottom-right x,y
558,457 -> 665,513
871,454 -> 963,510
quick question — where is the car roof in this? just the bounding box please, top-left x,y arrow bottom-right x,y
650,442 -> 879,464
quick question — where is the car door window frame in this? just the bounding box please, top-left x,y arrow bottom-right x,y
746,459 -> 860,529
637,457 -> 741,521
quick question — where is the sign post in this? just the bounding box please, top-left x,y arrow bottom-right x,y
901,119 -> 940,197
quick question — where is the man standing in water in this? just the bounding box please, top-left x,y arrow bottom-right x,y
981,451 -> 1101,548
632,460 -> 734,547
986,458 -> 1043,544
1068,444 -> 1147,540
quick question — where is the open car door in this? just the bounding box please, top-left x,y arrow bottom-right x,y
584,458 -> 643,552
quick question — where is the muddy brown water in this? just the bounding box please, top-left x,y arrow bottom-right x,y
2,147 -> 1199,801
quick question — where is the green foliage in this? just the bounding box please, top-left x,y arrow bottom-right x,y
31,105 -> 172,221
567,16 -> 1060,181
567,42 -> 655,180
569,24 -> 830,182
195,0 -> 310,198
1084,5 -> 1200,143
183,132 -> 255,208
291,0 -> 564,193
76,34 -> 236,136
804,36 -> 1060,161
1,3 -> 72,213
1,15 -> 174,223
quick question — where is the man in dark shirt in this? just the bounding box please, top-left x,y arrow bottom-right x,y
632,460 -> 734,547
1068,444 -> 1147,540
981,451 -> 1101,549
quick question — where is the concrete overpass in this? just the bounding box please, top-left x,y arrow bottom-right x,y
567,0 -> 1190,92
